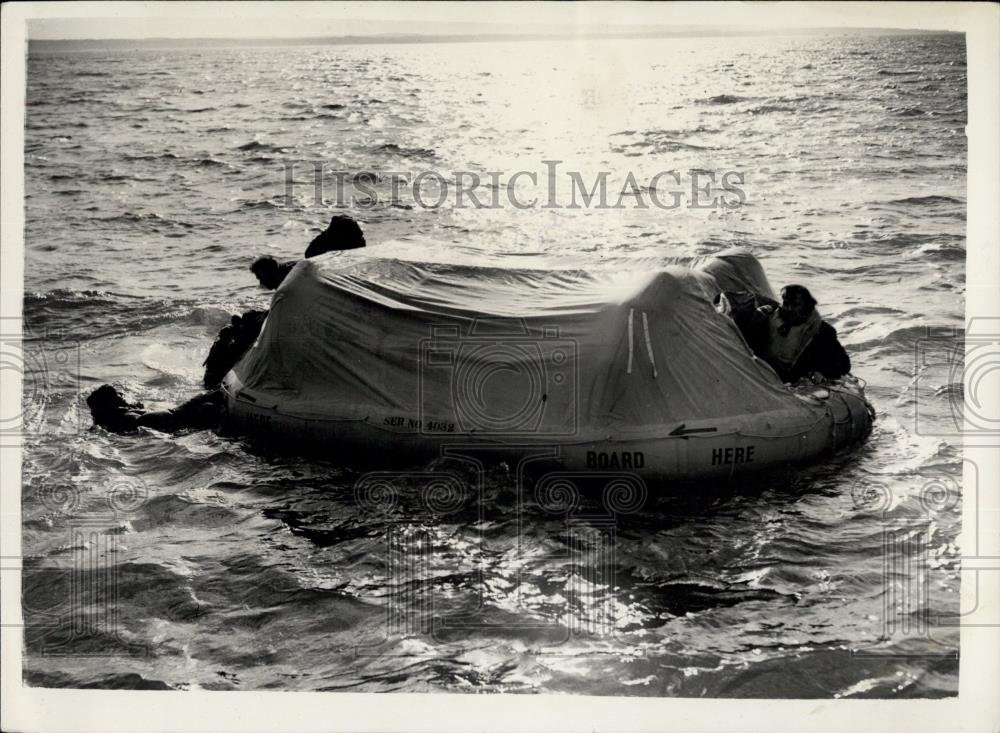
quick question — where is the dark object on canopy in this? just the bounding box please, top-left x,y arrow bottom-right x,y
202,310 -> 268,389
304,215 -> 366,258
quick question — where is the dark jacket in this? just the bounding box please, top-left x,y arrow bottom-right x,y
718,291 -> 776,361
273,260 -> 296,288
202,309 -> 268,388
784,321 -> 851,382
734,310 -> 766,357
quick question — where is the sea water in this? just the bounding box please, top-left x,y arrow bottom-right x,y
19,33 -> 966,695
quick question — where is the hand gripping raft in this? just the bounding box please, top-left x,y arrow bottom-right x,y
222,242 -> 873,481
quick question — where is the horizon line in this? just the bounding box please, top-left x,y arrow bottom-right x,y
28,27 -> 957,46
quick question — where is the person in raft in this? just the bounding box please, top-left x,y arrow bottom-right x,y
250,215 -> 367,290
717,284 -> 851,384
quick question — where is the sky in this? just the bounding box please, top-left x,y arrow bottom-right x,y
21,2 -> 964,40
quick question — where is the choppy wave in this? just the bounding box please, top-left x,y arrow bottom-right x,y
236,140 -> 287,153
890,105 -> 930,117
372,142 -> 436,158
887,195 -> 964,206
123,152 -> 181,161
22,290 -> 234,341
746,103 -> 796,114
697,94 -> 749,105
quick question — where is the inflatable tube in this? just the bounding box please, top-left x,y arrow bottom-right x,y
222,374 -> 873,481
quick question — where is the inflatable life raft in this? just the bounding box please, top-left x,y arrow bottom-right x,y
222,242 -> 874,481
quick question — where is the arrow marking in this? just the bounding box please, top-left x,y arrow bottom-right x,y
669,424 -> 719,437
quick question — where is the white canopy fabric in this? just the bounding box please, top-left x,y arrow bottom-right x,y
232,242 -> 802,440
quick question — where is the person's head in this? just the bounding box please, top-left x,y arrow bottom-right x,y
86,384 -> 137,421
779,284 -> 817,325
250,256 -> 282,290
304,215 -> 366,258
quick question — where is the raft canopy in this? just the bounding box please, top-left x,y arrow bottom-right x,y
232,241 -> 806,439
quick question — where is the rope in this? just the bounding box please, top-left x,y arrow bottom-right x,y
626,309 -> 658,378
626,308 -> 635,375
641,311 -> 658,378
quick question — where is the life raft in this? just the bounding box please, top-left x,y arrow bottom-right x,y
222,242 -> 873,481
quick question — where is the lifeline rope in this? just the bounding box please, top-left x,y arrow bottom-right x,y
627,308 -> 635,374
627,308 -> 658,378
641,311 -> 658,378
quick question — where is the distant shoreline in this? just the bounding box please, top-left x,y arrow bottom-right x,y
28,28 -> 959,53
